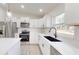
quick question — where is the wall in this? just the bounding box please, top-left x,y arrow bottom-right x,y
0,7 -> 6,18
0,7 -> 6,22
42,4 -> 65,33
65,3 -> 79,25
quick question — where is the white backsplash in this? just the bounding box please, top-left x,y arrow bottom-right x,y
74,26 -> 79,43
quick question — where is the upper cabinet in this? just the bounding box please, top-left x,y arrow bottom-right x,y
42,13 -> 65,28
43,15 -> 52,28
30,19 -> 43,28
65,4 -> 79,25
46,15 -> 52,28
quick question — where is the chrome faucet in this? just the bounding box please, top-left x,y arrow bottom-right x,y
49,27 -> 57,38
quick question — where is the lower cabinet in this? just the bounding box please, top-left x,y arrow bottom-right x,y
39,36 -> 50,55
39,35 -> 61,55
43,40 -> 50,55
39,36 -> 45,54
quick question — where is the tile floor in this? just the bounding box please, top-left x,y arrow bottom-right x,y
20,42 -> 42,55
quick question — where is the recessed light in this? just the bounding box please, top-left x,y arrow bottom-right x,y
40,9 -> 43,12
21,5 -> 24,8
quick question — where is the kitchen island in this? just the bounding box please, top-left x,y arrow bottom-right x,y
0,38 -> 21,55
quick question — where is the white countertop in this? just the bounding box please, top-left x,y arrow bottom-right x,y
39,34 -> 79,55
57,30 -> 74,35
0,38 -> 21,55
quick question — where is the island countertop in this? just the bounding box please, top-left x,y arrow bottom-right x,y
0,38 -> 21,55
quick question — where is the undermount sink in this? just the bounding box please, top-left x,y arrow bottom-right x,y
44,36 -> 61,42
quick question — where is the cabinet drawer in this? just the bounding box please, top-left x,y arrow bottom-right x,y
39,35 -> 51,55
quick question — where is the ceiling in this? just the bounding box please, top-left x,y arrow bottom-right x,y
0,3 -> 64,18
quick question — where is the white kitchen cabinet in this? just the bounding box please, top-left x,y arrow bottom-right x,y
65,4 -> 79,25
39,36 -> 45,54
43,15 -> 52,28
39,35 -> 50,55
39,35 -> 62,55
46,15 -> 52,28
43,39 -> 50,55
30,29 -> 42,44
30,19 -> 43,28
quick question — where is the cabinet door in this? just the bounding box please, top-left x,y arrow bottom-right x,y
43,40 -> 50,55
30,29 -> 39,44
47,16 -> 52,28
39,36 -> 51,55
46,16 -> 52,28
39,36 -> 45,54
30,19 -> 43,28
43,15 -> 52,28
65,4 -> 79,25
37,19 -> 43,28
30,20 -> 36,28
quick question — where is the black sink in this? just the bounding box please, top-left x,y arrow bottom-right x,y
44,36 -> 61,42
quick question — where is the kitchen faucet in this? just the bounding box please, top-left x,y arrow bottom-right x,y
49,27 -> 57,38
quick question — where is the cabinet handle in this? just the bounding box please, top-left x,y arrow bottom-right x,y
42,44 -> 44,47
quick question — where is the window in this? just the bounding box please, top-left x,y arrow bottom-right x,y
55,13 -> 74,33
55,13 -> 64,24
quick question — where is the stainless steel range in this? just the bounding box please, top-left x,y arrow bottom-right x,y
19,30 -> 29,41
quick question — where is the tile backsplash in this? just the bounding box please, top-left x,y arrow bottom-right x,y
54,24 -> 74,33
